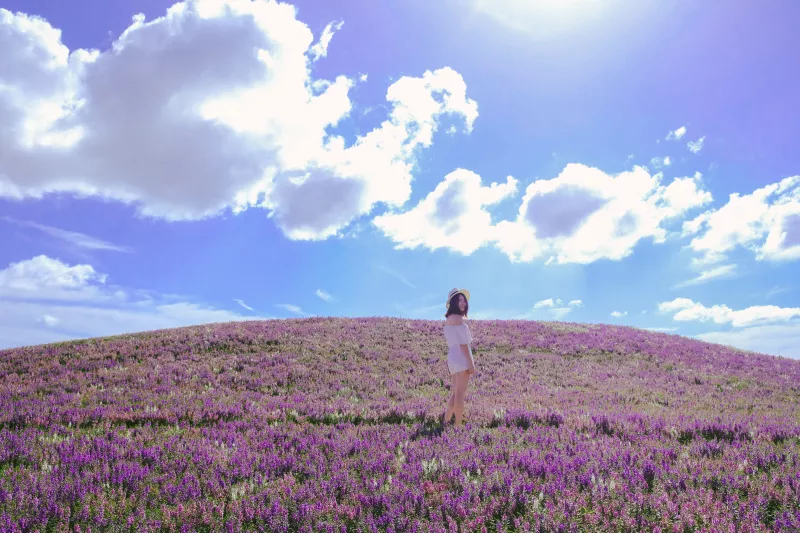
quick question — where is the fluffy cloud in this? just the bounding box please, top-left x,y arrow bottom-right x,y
308,20 -> 343,61
0,255 -> 112,301
465,298 -> 583,321
375,163 -> 711,264
0,255 -> 259,348
0,2 -> 476,241
527,297 -> 582,319
373,169 -> 516,255
666,126 -> 687,141
493,164 -> 712,264
533,298 -> 582,309
610,310 -> 627,317
659,297 -> 800,328
263,66 -> 478,240
650,156 -> 671,168
687,136 -> 705,154
533,298 -> 557,309
683,175 -> 800,263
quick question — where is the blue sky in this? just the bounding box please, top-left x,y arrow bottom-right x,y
1,0 -> 799,358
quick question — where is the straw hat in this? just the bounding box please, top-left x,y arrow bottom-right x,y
446,287 -> 470,308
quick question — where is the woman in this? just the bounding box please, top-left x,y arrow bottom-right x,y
442,287 -> 475,426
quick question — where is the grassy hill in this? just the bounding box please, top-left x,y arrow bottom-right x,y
1,317 -> 799,531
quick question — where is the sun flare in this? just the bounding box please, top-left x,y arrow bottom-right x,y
473,0 -> 607,33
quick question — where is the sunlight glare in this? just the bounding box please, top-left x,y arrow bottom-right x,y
473,0 -> 607,35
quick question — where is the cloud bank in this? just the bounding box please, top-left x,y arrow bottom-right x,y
0,255 -> 259,348
0,2 -> 476,242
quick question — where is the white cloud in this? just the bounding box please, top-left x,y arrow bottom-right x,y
233,298 -> 255,312
666,126 -> 687,141
660,172 -> 712,219
673,263 -> 737,288
0,255 -> 104,290
494,164 -> 712,264
2,216 -> 132,253
375,163 -> 711,265
275,303 -> 309,316
696,323 -> 800,359
0,255 -> 260,349
308,20 -> 343,61
610,310 -> 627,317
523,297 -> 578,320
658,297 -> 800,328
687,136 -> 705,154
261,75 -> 478,242
682,175 -> 800,263
650,156 -> 671,168
469,298 -> 581,321
0,2 -> 477,242
39,314 -> 60,326
372,169 -> 516,255
315,288 -> 333,302
0,255 -> 111,301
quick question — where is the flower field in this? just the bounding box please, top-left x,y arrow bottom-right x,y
1,317 -> 799,532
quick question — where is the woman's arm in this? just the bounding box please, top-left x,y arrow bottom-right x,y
461,322 -> 473,369
460,343 -> 474,372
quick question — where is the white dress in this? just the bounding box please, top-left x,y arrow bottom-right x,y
443,322 -> 475,374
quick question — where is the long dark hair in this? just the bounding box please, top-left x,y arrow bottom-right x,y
445,293 -> 468,318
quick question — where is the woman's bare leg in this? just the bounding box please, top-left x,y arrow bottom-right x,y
443,375 -> 456,424
442,393 -> 455,424
453,371 -> 471,425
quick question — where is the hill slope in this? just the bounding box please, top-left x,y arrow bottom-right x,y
1,318 -> 799,531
